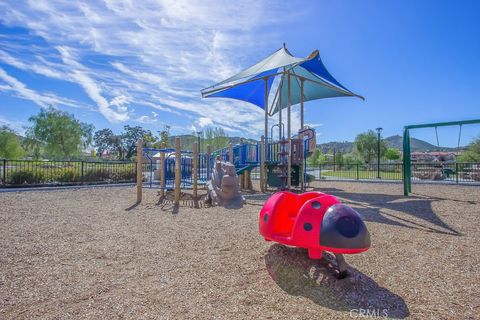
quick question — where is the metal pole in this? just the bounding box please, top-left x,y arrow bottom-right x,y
376,127 -> 383,179
403,128 -> 411,196
264,78 -> 269,190
2,159 -> 6,185
456,162 -> 459,184
287,72 -> 292,189
300,79 -> 305,191
260,136 -> 265,192
81,161 -> 84,183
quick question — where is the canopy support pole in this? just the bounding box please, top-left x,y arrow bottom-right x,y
300,79 -> 305,191
287,73 -> 292,189
279,75 -> 286,190
263,77 -> 268,192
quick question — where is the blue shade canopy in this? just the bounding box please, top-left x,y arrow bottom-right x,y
201,46 -> 363,112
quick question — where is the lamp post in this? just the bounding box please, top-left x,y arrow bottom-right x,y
376,127 -> 383,179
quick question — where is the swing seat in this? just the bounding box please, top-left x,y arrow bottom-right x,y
259,191 -> 371,259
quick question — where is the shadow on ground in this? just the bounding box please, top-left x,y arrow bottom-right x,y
265,244 -> 409,319
313,188 -> 462,236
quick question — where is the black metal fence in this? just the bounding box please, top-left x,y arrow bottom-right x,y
307,162 -> 480,184
2,159 -> 479,188
1,159 -> 136,187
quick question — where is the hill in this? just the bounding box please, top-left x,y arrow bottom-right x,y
316,135 -> 459,153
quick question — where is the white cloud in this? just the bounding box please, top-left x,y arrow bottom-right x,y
198,117 -> 213,127
0,0 -> 303,135
0,67 -> 82,109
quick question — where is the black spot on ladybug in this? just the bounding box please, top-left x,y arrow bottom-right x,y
311,201 -> 321,209
304,222 -> 312,231
263,214 -> 268,222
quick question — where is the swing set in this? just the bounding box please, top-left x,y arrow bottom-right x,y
402,119 -> 480,196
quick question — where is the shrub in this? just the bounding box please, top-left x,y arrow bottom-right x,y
55,169 -> 81,183
9,170 -> 44,185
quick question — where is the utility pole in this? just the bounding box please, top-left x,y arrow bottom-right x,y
376,127 -> 383,179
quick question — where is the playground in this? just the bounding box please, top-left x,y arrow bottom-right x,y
1,181 -> 479,319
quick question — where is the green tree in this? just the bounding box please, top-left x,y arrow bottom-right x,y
458,136 -> 480,162
334,150 -> 344,166
343,153 -> 362,164
0,126 -> 24,159
307,149 -> 323,165
26,107 -> 93,159
354,130 -> 387,163
121,125 -> 153,159
153,125 -> 170,148
384,147 -> 401,160
93,128 -> 125,159
203,127 -> 228,152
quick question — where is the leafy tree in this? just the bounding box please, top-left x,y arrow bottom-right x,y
384,147 -> 401,160
458,136 -> 480,162
203,127 -> 228,152
121,125 -> 153,159
22,136 -> 42,160
334,150 -> 344,166
307,149 -> 326,165
26,107 -> 93,159
354,130 -> 387,163
153,125 -> 170,149
343,153 -> 363,164
0,126 -> 24,159
93,128 -> 124,159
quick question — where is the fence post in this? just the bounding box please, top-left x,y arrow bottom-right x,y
136,139 -> 143,204
229,143 -> 233,164
193,141 -> 198,198
174,137 -> 181,205
356,163 -> 359,180
319,163 -> 321,180
81,161 -> 84,183
2,159 -> 6,185
456,162 -> 459,184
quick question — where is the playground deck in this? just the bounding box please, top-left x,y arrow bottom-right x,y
1,182 -> 479,319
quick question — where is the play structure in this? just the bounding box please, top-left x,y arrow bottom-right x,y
201,44 -> 363,192
259,191 -> 370,278
403,119 -> 480,196
136,45 -> 363,204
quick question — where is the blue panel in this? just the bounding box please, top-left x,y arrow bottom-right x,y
299,55 -> 350,92
207,68 -> 277,109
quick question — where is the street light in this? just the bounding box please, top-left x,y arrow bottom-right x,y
376,127 -> 383,179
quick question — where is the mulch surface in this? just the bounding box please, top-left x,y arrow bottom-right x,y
1,181 -> 479,319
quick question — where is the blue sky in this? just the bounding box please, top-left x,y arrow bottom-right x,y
0,0 -> 479,147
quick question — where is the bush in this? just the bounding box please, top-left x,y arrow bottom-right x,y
9,170 -> 44,185
55,169 -> 81,183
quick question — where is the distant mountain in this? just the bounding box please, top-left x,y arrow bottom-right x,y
316,135 -> 460,153
316,141 -> 354,153
167,134 -> 460,153
383,135 -> 458,152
